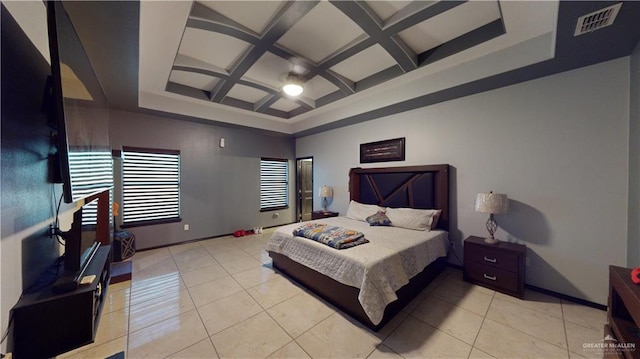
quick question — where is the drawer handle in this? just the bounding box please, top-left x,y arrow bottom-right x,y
483,274 -> 497,281
483,256 -> 497,263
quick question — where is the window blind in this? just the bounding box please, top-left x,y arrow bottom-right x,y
260,158 -> 288,211
68,151 -> 114,225
122,148 -> 180,225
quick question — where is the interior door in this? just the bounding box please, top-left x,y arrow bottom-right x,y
296,157 -> 313,221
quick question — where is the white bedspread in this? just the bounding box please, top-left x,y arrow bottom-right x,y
266,217 -> 448,325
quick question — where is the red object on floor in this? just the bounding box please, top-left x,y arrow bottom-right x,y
632,267 -> 640,284
233,230 -> 245,237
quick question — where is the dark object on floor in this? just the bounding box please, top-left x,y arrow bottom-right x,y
113,230 -> 136,262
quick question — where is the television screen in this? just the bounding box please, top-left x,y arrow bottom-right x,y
47,1 -> 113,203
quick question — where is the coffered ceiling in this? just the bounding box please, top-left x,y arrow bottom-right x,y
59,1 -> 639,136
165,1 -> 503,119
139,0 -> 563,134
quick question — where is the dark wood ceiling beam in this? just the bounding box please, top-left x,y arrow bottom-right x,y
254,94 -> 280,112
330,1 -> 417,72
171,65 -> 275,94
208,1 -> 319,103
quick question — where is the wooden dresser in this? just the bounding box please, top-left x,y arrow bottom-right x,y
605,266 -> 640,359
463,235 -> 526,299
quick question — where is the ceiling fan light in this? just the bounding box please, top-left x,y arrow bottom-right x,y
283,83 -> 303,96
282,74 -> 303,96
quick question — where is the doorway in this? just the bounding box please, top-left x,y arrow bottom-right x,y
296,157 -> 313,222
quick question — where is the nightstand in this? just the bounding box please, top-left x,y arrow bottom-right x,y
463,235 -> 526,299
311,210 -> 339,220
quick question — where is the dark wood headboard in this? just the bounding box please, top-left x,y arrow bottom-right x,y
348,165 -> 450,231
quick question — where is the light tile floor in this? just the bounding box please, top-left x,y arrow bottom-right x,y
60,228 -> 608,359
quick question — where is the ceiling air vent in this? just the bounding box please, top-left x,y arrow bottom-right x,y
574,3 -> 622,36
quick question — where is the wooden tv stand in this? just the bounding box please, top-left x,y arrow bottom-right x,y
605,266 -> 640,359
9,246 -> 111,358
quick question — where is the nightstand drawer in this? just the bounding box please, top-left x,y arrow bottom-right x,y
464,244 -> 520,272
464,262 -> 519,293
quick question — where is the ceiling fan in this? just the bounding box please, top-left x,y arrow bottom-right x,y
281,57 -> 308,97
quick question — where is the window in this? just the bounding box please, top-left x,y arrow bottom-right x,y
260,158 -> 289,211
122,147 -> 181,226
68,151 -> 114,225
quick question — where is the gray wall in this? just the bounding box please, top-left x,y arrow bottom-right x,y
109,110 -> 296,249
629,42 -> 640,268
296,57 -> 632,305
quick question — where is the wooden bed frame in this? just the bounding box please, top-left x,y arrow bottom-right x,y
268,164 -> 450,331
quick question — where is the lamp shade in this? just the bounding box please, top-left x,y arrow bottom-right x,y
319,185 -> 333,198
475,192 -> 509,214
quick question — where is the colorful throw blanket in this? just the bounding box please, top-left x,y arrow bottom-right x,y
292,223 -> 369,249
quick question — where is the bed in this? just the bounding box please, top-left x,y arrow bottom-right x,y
267,164 -> 450,331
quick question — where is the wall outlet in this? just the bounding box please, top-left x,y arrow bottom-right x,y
184,224 -> 189,231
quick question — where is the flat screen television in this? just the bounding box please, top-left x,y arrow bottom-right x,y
47,0 -> 113,204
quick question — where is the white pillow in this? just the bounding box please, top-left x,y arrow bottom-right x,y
346,200 -> 384,222
385,207 -> 441,231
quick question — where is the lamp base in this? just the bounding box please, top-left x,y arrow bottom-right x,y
483,237 -> 500,245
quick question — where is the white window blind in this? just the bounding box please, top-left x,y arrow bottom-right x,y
122,148 -> 180,225
260,158 -> 288,211
68,151 -> 114,225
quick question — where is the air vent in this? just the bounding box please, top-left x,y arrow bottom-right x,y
574,3 -> 622,36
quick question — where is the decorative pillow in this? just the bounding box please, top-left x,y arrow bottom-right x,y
366,211 -> 392,226
346,200 -> 383,222
385,207 -> 441,231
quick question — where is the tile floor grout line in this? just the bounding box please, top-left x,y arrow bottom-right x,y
560,299 -> 572,359
468,290 -> 496,358
261,305 -> 300,358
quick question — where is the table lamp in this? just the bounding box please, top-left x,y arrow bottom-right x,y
475,191 -> 509,244
319,185 -> 333,212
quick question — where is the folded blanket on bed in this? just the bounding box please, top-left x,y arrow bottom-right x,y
292,223 -> 369,249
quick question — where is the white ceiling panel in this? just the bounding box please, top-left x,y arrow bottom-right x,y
302,75 -> 340,100
174,54 -> 228,75
399,1 -> 501,54
169,70 -> 219,91
198,1 -> 286,35
179,27 -> 251,71
227,84 -> 268,104
329,44 -> 397,82
270,98 -> 300,112
242,52 -> 292,90
365,0 -> 412,22
276,2 -> 365,63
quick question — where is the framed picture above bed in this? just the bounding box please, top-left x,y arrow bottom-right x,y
360,137 -> 405,163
